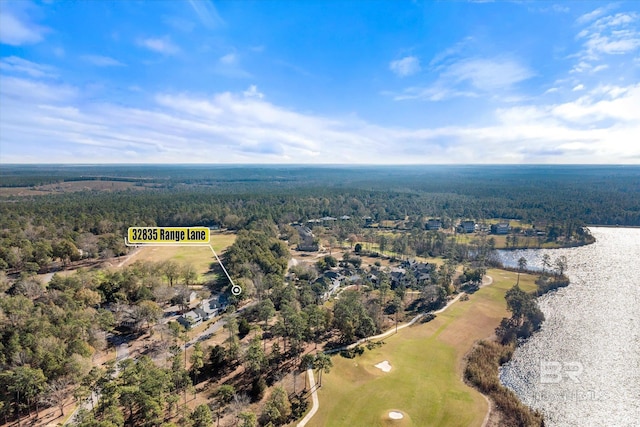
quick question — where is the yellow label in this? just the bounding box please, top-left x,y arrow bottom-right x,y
127,227 -> 210,244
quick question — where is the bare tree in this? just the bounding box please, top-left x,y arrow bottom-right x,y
541,254 -> 551,276
42,377 -> 71,417
231,393 -> 251,425
555,255 -> 568,276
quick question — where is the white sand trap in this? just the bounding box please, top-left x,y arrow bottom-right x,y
389,411 -> 404,420
375,360 -> 392,372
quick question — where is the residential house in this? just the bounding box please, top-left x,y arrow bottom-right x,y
493,223 -> 510,235
460,220 -> 476,233
321,216 -> 337,225
426,219 -> 442,230
294,225 -> 319,251
177,310 -> 202,329
197,295 -> 227,320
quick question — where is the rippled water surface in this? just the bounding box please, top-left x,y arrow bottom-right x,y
498,228 -> 640,426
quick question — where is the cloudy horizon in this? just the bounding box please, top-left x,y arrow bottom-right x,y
1,1 -> 639,164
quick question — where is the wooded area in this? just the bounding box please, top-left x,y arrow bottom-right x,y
0,165 -> 637,426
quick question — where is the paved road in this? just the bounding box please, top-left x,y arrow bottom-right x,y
64,337 -> 132,425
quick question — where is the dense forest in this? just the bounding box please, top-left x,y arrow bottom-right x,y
0,165 -> 638,425
1,165 -> 638,274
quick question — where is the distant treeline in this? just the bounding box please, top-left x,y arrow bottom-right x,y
1,165 -> 639,272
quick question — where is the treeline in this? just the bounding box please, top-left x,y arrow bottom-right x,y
2,164 -> 638,273
0,189 -> 602,274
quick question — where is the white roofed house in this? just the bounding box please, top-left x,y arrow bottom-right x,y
294,225 -> 319,251
199,295 -> 227,320
177,310 -> 202,329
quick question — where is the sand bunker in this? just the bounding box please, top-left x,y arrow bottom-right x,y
389,411 -> 404,420
375,360 -> 392,372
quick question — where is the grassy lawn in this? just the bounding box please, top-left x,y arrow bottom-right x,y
125,231 -> 236,281
355,241 -> 444,267
481,219 -> 532,228
308,269 -> 537,427
453,233 -> 546,249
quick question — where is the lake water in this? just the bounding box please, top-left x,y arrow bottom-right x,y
497,227 -> 640,426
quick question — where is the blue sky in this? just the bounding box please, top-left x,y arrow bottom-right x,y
0,0 -> 639,164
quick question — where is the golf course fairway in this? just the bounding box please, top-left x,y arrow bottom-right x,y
306,269 -> 537,427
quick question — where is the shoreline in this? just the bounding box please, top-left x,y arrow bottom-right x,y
466,273 -> 570,427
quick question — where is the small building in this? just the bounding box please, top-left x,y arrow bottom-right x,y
426,219 -> 442,231
340,215 -> 351,220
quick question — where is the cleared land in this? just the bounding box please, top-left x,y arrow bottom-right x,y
0,180 -> 149,196
307,269 -> 537,427
121,230 -> 236,281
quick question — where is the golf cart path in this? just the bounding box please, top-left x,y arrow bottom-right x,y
297,274 -> 494,427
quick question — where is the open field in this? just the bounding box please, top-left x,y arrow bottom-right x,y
354,241 -> 445,266
121,231 -> 236,281
0,180 -> 151,196
307,269 -> 537,427
480,219 -> 532,228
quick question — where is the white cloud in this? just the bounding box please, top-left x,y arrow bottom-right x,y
390,56 -> 421,77
243,85 -> 264,99
81,55 -> 125,67
2,76 -> 638,164
552,4 -> 569,13
214,52 -> 251,78
428,37 -> 473,68
219,53 -> 237,65
0,11 -> 47,45
0,56 -> 56,78
445,57 -> 533,91
552,84 -> 640,124
0,76 -> 77,102
188,0 -> 224,29
576,11 -> 640,60
572,84 -> 585,91
137,37 -> 180,55
393,56 -> 533,101
576,5 -> 616,25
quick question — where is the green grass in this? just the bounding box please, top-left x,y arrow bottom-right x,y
481,219 -> 532,228
354,241 -> 445,266
128,231 -> 236,281
308,269 -> 537,427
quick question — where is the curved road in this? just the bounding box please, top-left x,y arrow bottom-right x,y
297,274 -> 494,427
